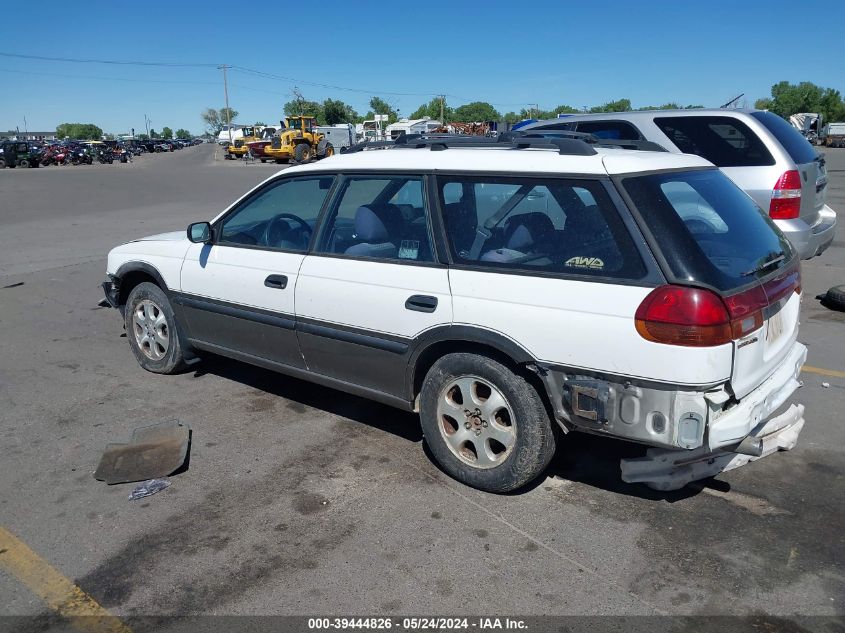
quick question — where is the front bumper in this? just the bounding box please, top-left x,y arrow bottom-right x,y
101,276 -> 119,308
621,404 -> 804,491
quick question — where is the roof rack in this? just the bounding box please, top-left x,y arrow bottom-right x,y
342,130 -> 666,156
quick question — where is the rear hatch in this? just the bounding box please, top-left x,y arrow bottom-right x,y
621,168 -> 801,399
751,111 -> 826,223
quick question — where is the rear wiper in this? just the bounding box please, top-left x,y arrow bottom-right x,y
742,252 -> 785,276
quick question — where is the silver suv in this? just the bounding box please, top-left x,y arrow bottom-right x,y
524,109 -> 837,259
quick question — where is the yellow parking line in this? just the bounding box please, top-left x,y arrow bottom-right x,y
0,526 -> 132,633
802,365 -> 845,379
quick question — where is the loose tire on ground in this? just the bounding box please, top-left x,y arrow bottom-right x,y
822,285 -> 845,311
293,143 -> 312,164
124,282 -> 187,374
419,352 -> 556,493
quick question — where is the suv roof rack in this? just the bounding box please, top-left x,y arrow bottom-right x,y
342,130 -> 666,156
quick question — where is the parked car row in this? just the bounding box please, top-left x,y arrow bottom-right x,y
0,137 -> 204,169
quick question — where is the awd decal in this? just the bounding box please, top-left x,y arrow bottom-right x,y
565,256 -> 604,270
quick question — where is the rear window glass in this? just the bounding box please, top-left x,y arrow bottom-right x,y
654,116 -> 775,167
751,110 -> 819,165
622,169 -> 792,291
575,120 -> 641,140
437,176 -> 646,280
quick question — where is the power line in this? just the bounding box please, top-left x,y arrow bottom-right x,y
0,52 -> 218,67
0,67 -> 220,86
230,66 -> 434,97
0,51 -> 530,109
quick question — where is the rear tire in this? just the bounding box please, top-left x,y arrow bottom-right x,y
0,158 -> 6,169
18,159 -> 30,168
124,282 -> 187,374
419,353 -> 556,493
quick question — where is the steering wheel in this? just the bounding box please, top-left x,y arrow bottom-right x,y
262,213 -> 312,249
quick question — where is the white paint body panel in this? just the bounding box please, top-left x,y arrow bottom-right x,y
179,243 -> 304,315
448,269 -> 733,385
296,256 -> 452,337
106,237 -> 192,291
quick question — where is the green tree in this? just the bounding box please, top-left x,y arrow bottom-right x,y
503,111 -> 521,124
254,121 -> 266,126
161,127 -> 173,139
149,128 -> 158,138
174,128 -> 191,138
283,87 -> 324,122
759,81 -> 845,122
589,98 -> 632,113
369,96 -> 399,124
410,96 -> 452,121
201,107 -> 239,135
322,98 -> 358,125
453,101 -> 501,122
55,123 -> 103,140
136,133 -> 150,141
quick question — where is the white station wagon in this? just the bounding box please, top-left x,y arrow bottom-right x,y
102,134 -> 807,492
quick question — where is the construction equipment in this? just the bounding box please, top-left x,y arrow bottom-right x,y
262,116 -> 334,164
226,126 -> 263,159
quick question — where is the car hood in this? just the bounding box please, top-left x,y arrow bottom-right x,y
130,230 -> 185,243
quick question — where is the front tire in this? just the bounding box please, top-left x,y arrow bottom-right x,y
419,353 -> 556,493
293,143 -> 312,164
124,282 -> 187,374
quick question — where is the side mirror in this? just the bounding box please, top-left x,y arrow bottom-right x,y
187,222 -> 212,243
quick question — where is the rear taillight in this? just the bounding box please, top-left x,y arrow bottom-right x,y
635,286 -> 732,347
637,260 -> 801,347
769,170 -> 802,220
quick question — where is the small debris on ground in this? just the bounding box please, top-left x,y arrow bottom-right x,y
129,479 -> 172,500
2,282 -> 24,289
822,382 -> 830,388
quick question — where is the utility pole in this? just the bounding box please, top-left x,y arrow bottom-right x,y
440,94 -> 445,123
219,64 -> 232,144
144,114 -> 150,138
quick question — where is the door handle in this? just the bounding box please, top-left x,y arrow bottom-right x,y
264,274 -> 288,289
405,295 -> 438,313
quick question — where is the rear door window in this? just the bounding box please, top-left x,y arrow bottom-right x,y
654,116 -> 775,167
437,176 -> 646,280
622,169 -> 792,290
750,110 -> 818,165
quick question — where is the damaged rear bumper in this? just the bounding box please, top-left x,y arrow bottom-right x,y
620,403 -> 805,491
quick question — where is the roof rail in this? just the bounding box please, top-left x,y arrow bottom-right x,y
341,130 -> 665,156
516,130 -> 667,152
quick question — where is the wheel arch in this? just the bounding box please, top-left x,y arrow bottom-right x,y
114,261 -> 170,307
406,326 -> 550,411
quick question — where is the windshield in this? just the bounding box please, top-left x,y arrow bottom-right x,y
622,169 -> 792,291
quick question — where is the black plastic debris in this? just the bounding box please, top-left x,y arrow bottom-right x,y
94,420 -> 191,484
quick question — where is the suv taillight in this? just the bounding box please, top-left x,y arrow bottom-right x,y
635,286 -> 732,347
769,170 -> 802,220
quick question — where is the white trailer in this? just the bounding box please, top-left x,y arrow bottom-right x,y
822,122 -> 845,148
314,124 -> 356,151
385,118 -> 442,140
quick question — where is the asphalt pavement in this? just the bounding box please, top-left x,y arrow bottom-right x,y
0,144 -> 842,625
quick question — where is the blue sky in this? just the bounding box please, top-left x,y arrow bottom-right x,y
2,0 -> 842,135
